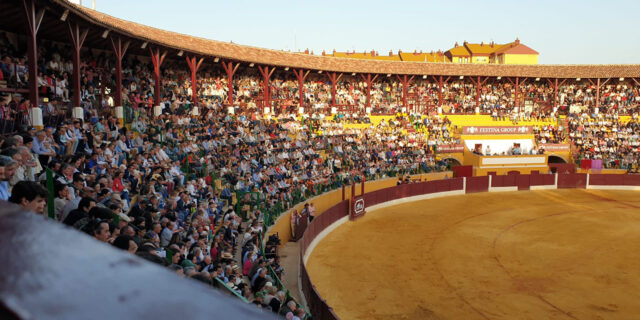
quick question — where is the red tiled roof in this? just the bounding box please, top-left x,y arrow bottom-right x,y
57,0 -> 640,78
494,43 -> 539,55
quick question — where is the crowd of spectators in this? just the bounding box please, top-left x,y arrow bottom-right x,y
0,34 -> 459,319
568,113 -> 640,169
3,27 -> 640,319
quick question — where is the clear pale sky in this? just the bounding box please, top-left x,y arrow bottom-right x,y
81,0 -> 640,65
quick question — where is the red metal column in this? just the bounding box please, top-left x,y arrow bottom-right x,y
109,36 -> 129,107
327,72 -> 342,107
149,48 -> 167,107
351,183 -> 355,200
292,69 -> 310,111
518,78 -> 528,109
547,78 -> 566,110
360,74 -> 378,109
506,77 -> 527,109
595,78 -> 600,110
221,61 -> 240,106
67,22 -> 88,108
548,78 -> 557,110
23,0 -> 44,108
396,74 -> 415,111
515,77 -> 519,109
431,76 -> 451,109
257,66 -> 275,112
587,78 -> 610,111
186,56 -> 204,105
326,72 -> 342,108
472,76 -> 489,112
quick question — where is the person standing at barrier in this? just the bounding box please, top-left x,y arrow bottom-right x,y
290,209 -> 300,241
308,202 -> 315,222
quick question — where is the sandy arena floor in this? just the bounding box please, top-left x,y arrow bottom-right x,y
306,189 -> 640,320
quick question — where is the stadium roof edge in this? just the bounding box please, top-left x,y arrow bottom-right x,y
51,0 -> 640,78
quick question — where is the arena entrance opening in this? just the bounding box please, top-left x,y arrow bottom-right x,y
443,158 -> 462,167
548,155 -> 567,164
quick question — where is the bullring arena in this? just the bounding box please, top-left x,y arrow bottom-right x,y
2,1 -> 640,320
306,188 -> 640,320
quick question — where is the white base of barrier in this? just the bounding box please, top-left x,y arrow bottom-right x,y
490,186 -> 518,192
586,185 -> 640,191
530,185 -> 558,190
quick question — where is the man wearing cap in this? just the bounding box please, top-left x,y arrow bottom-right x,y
32,130 -> 55,166
0,155 -> 17,201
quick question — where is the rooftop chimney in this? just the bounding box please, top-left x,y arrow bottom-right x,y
491,41 -> 495,48
389,50 -> 393,57
322,50 -> 326,56
515,38 -> 520,45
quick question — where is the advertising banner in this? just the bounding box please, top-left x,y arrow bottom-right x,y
463,126 -> 533,135
350,196 -> 366,220
437,144 -> 465,153
540,144 -> 570,152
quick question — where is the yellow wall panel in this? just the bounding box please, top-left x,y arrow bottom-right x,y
503,54 -> 538,65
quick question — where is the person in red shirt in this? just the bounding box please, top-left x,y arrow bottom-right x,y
112,170 -> 125,193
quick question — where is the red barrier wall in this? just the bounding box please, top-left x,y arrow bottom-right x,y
300,200 -> 349,320
589,174 -> 622,186
361,178 -> 465,209
466,176 -> 489,193
622,175 -> 640,185
491,174 -> 517,188
452,165 -> 473,178
517,175 -> 531,190
589,174 -> 640,186
557,173 -> 587,188
530,173 -> 555,186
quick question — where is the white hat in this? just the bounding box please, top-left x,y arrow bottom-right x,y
118,212 -> 132,223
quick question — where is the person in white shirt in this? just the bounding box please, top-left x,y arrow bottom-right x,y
116,135 -> 130,153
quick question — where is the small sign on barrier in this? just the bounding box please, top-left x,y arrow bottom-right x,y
350,196 -> 366,220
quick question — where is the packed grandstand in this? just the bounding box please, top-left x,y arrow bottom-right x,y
1,0 -> 640,319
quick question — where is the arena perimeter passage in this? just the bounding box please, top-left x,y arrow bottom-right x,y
306,189 -> 640,320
